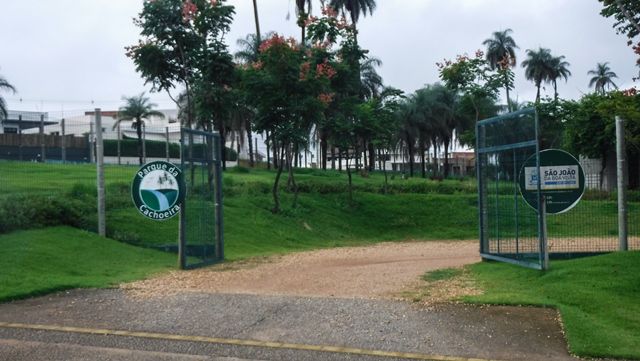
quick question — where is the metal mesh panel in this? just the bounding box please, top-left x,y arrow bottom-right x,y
179,128 -> 224,268
478,108 -> 546,270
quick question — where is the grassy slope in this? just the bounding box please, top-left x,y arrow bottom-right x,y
0,226 -> 175,302
467,252 -> 640,359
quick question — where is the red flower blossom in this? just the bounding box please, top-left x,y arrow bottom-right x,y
182,0 -> 197,22
321,6 -> 338,18
318,92 -> 335,105
252,60 -> 264,70
300,61 -> 311,80
316,60 -> 337,79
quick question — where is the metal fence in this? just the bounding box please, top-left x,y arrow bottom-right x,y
0,108 -> 223,269
477,108 -> 546,269
477,108 -> 639,270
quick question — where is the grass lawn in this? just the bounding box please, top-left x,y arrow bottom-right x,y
466,252 -> 640,359
0,226 -> 175,302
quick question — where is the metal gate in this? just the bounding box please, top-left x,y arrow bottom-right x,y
477,108 -> 548,270
179,128 -> 224,269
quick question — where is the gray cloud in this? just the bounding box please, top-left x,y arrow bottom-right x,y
0,0 -> 637,114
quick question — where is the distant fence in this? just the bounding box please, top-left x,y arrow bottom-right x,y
0,133 -> 90,162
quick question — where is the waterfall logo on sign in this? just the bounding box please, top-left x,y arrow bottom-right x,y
132,161 -> 185,221
140,170 -> 179,212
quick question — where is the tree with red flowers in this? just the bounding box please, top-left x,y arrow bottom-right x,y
242,34 -> 334,212
127,0 -> 236,167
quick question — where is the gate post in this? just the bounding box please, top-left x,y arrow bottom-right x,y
616,116 -> 628,251
214,134 -> 224,260
95,109 -> 106,237
178,127 -> 187,270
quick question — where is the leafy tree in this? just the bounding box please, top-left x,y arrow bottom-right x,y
360,56 -> 383,100
0,75 -> 16,120
599,0 -> 640,79
439,51 -> 501,121
483,29 -> 518,111
295,0 -> 313,43
521,47 -> 554,103
243,34 -> 332,212
549,55 -> 571,101
329,0 -> 376,42
588,62 -> 619,94
115,93 -> 165,165
127,0 -> 236,167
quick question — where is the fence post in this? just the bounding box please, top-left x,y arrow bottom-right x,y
117,123 -> 121,165
18,115 -> 23,161
39,114 -> 46,163
616,116 -> 628,251
95,109 -> 106,237
178,128 -> 186,270
61,118 -> 66,163
166,126 -> 170,162
89,122 -> 94,164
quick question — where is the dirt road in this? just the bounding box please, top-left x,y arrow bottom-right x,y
124,241 -> 480,299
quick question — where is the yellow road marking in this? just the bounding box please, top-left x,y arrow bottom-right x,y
0,321 -> 503,361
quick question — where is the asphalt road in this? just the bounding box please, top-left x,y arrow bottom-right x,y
0,289 -> 576,361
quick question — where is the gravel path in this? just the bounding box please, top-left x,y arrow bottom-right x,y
124,241 -> 480,299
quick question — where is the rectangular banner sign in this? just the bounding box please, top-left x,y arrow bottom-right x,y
524,165 -> 580,191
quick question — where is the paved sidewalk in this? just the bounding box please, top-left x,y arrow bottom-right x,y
0,289 -> 575,361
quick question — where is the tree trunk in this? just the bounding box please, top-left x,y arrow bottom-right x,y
368,142 -> 375,172
220,126 -> 227,171
252,0 -> 261,42
136,119 -> 143,165
266,132 -> 271,170
321,134 -> 327,170
346,155 -> 353,205
420,140 -> 426,178
331,144 -> 336,169
272,142 -> 286,213
407,136 -> 414,177
286,144 -> 299,208
272,133 -> 278,169
536,83 -> 541,104
443,137 -> 450,178
382,150 -> 389,194
338,148 -> 342,171
505,81 -> 512,112
432,137 -> 438,176
247,123 -> 254,167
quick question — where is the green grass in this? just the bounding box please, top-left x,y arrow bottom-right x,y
0,226 -> 175,302
467,252 -> 640,359
422,267 -> 463,282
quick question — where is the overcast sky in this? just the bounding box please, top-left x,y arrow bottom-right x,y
1,0 -> 638,116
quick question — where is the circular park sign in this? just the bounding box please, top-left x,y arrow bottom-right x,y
518,149 -> 586,214
131,161 -> 185,221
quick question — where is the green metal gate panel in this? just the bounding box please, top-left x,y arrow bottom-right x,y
179,128 -> 224,269
477,108 -> 548,270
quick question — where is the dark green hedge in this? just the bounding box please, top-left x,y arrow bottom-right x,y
103,139 -> 238,161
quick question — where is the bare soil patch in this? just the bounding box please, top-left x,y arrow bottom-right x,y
123,240 -> 480,299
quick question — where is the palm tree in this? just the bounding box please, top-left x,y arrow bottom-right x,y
483,29 -> 518,111
521,47 -> 553,103
329,0 -> 376,41
115,93 -> 164,165
0,75 -> 16,120
235,32 -> 273,64
549,55 -> 571,101
588,62 -> 618,94
252,0 -> 261,43
360,56 -> 383,99
296,0 -> 312,43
